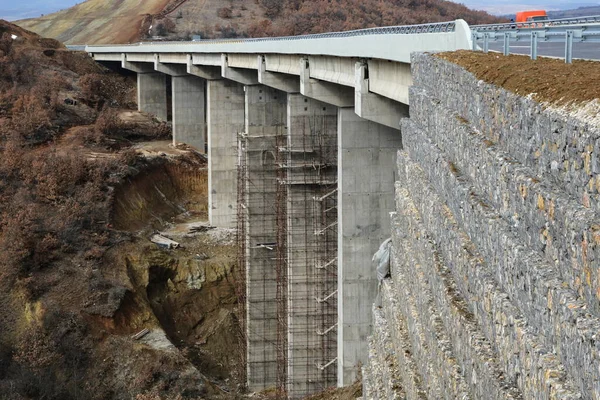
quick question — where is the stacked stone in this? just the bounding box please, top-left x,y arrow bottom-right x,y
366,53 -> 600,399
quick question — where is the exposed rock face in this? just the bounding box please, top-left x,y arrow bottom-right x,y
363,53 -> 600,399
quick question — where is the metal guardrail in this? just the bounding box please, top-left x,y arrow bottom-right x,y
472,15 -> 600,31
471,15 -> 600,63
87,21 -> 456,48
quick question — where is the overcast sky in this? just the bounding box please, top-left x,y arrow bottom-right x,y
0,0 -> 598,20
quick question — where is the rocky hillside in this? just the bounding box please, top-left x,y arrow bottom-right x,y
16,0 -> 504,44
0,20 -> 251,400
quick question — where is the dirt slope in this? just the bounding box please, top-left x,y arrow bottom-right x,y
16,0 -> 171,44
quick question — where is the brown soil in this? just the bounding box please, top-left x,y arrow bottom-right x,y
302,381 -> 362,400
110,148 -> 208,231
15,0 -> 171,44
436,50 -> 600,105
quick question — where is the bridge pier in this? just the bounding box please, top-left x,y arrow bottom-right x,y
336,107 -> 402,385
241,85 -> 287,392
207,79 -> 245,228
171,75 -> 206,152
137,72 -> 168,121
285,94 -> 338,398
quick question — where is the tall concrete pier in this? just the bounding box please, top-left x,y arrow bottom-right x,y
207,80 -> 245,229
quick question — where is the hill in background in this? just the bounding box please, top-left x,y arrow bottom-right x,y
16,0 -> 503,44
547,6 -> 600,19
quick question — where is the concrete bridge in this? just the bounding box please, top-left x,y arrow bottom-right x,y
86,21 -> 472,398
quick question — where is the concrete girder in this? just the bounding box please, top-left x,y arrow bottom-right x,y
308,56 -> 356,87
121,53 -> 154,73
191,53 -> 222,66
258,56 -> 300,93
187,54 -> 221,80
154,54 -> 187,76
222,54 -> 259,85
354,62 -> 407,130
122,52 -> 155,63
265,54 -> 302,76
300,58 -> 354,108
367,59 -> 412,105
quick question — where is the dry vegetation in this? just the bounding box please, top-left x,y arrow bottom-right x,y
0,18 -> 363,400
16,0 -> 504,44
244,0 -> 502,38
0,20 -> 233,400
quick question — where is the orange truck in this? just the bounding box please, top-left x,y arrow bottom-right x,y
515,10 -> 549,23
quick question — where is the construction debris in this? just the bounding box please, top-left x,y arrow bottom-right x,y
131,328 -> 150,340
188,224 -> 215,234
150,233 -> 180,249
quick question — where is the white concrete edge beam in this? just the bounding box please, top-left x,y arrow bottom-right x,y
300,58 -> 354,108
258,56 -> 300,93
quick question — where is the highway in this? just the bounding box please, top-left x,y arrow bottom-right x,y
477,40 -> 600,60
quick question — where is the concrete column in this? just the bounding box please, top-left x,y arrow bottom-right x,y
244,85 -> 287,391
171,75 -> 206,152
336,107 -> 402,385
286,94 -> 338,398
137,72 -> 167,121
207,80 -> 245,228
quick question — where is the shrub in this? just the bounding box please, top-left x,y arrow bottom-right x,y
217,7 -> 233,19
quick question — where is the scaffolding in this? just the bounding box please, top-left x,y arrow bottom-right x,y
235,132 -> 248,389
238,123 -> 285,394
237,94 -> 338,399
275,132 -> 289,399
281,112 -> 338,398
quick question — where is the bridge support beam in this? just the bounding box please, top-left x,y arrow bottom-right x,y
286,94 -> 339,398
171,75 -> 206,151
242,85 -> 287,392
300,58 -> 354,107
222,54 -> 259,86
207,80 -> 245,228
187,55 -> 222,80
258,56 -> 300,94
336,107 -> 402,385
355,62 -> 408,129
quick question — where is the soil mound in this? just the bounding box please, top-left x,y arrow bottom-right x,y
436,50 -> 600,106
